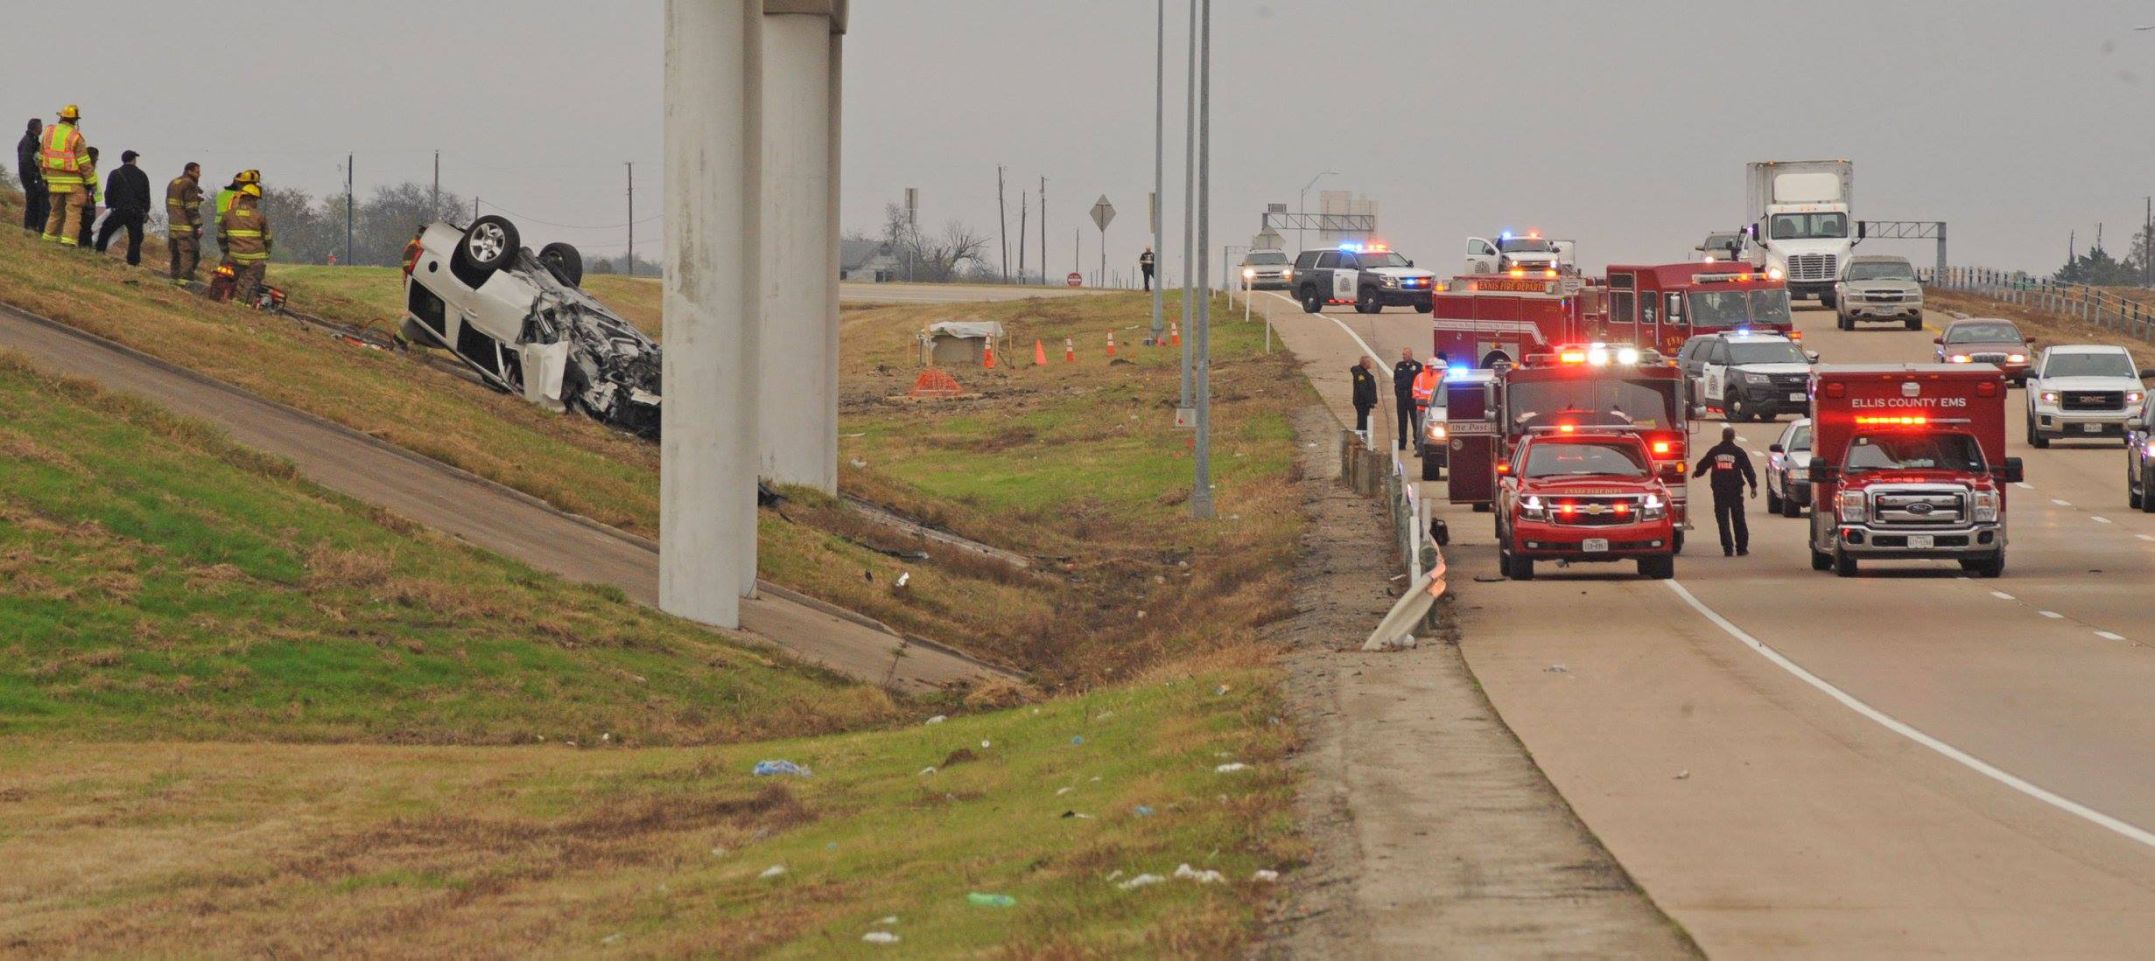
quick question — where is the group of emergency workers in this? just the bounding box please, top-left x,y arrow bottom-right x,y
19,104 -> 273,301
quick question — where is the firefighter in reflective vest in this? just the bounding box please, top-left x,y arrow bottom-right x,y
213,169 -> 259,248
166,162 -> 205,285
1409,354 -> 1444,450
38,105 -> 88,245
219,184 -> 272,302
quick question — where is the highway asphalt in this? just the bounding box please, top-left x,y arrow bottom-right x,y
1256,287 -> 2155,958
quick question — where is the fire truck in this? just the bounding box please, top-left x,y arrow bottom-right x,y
1603,262 -> 1795,358
1445,346 -> 1694,552
1430,271 -> 1606,369
1807,366 -> 2023,578
1495,427 -> 1678,580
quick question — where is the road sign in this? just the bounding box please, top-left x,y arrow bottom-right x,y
1066,272 -> 1083,288
1091,195 -> 1116,231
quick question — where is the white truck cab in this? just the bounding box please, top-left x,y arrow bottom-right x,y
1743,160 -> 1855,305
1466,232 -> 1573,275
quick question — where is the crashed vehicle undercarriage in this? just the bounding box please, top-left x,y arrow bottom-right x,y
402,215 -> 662,438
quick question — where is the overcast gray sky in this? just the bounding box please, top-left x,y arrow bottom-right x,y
7,1 -> 2151,277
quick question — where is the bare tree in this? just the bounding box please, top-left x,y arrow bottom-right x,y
912,220 -> 990,283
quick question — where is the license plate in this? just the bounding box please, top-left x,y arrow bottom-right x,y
1582,538 -> 1609,554
1908,534 -> 1935,549
2082,423 -> 2103,433
1787,392 -> 1807,402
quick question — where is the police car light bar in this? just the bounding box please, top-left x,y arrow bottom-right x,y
1338,241 -> 1391,253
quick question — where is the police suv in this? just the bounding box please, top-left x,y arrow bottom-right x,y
1291,242 -> 1438,315
1691,331 -> 1817,423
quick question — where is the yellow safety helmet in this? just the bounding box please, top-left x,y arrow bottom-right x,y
237,169 -> 261,184
57,104 -> 80,121
240,184 -> 262,198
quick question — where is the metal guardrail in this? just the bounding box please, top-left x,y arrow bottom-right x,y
1925,267 -> 2155,343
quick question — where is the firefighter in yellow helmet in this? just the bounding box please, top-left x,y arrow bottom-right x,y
218,183 -> 273,303
214,168 -> 259,222
37,105 -> 88,245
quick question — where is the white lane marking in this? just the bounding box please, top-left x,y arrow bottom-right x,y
2138,534 -> 2155,543
2093,516 -> 2112,524
1736,435 -> 1752,444
1989,591 -> 2015,600
1663,581 -> 2155,850
2051,499 -> 2073,507
2015,482 -> 2035,490
1262,291 -> 1387,364
2039,610 -> 2065,619
1751,449 -> 1766,457
2096,631 -> 2127,641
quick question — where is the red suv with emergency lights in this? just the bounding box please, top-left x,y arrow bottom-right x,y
1807,365 -> 2023,578
1496,428 -> 1678,580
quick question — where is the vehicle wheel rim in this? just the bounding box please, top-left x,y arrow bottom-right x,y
468,224 -> 506,262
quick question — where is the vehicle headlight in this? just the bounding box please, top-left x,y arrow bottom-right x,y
1741,371 -> 1771,385
1766,266 -> 1785,281
1425,421 -> 1448,442
1520,495 -> 1546,520
1837,489 -> 1867,524
1281,269 -> 1293,280
2130,391 -> 2146,405
1948,354 -> 1971,364
2039,390 -> 2060,405
1972,490 -> 2000,524
1242,267 -> 1255,280
1641,493 -> 1667,520
2006,353 -> 2027,363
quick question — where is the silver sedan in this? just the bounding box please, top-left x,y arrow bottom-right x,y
1765,418 -> 1813,518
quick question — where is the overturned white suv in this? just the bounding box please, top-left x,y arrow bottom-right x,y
402,216 -> 661,438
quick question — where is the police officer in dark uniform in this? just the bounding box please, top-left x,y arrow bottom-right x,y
1694,426 -> 1759,556
1350,357 -> 1379,437
1391,347 -> 1423,451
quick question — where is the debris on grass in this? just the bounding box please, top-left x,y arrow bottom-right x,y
1116,873 -> 1167,891
759,865 -> 788,880
1173,863 -> 1226,885
1250,869 -> 1280,883
924,715 -> 947,725
967,892 -> 1017,908
752,760 -> 812,778
1215,762 -> 1249,774
862,931 -> 900,945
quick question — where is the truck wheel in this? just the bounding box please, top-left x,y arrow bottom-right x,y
1357,288 -> 1383,314
1414,301 -> 1433,314
1766,488 -> 1783,515
2144,478 -> 2155,513
538,242 -> 584,287
1421,452 -> 1441,482
1904,315 -> 1922,331
1300,286 -> 1322,314
1782,490 -> 1803,518
1821,290 -> 1838,310
1833,549 -> 1858,577
2028,418 -> 2049,449
1507,551 -> 1534,581
1837,312 -> 1853,331
2130,472 -> 2142,510
1727,396 -> 1748,422
1672,530 -> 1685,555
1810,547 -> 1832,571
1637,554 -> 1675,579
1959,552 -> 2005,578
456,215 -> 520,273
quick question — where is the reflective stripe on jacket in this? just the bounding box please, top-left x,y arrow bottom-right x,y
1410,368 -> 1441,405
166,175 -> 204,234
39,122 -> 85,184
219,198 -> 271,262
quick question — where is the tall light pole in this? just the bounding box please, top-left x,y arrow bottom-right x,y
1298,169 -> 1336,254
1179,0 -> 1197,411
1191,0 -> 1214,520
1150,0 -> 1166,344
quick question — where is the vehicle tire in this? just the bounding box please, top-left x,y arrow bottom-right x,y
1821,290 -> 1838,310
1421,453 -> 1441,482
1960,552 -> 2005,578
1357,287 -> 1383,314
1904,315 -> 1922,331
1727,395 -> 1748,423
1672,530 -> 1685,555
1300,286 -> 1322,314
457,215 -> 520,273
1766,488 -> 1783,515
1810,547 -> 1833,571
1837,313 -> 1853,331
1637,554 -> 1674,579
2144,477 -> 2155,514
1414,302 -> 1433,314
1782,488 -> 1803,518
2030,425 -> 2049,449
2130,473 -> 2143,510
1508,552 -> 1534,581
1833,549 -> 1858,578
538,242 -> 584,287
1472,502 -> 1492,513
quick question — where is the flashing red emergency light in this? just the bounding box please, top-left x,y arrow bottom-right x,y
1855,415 -> 1929,427
1508,267 -> 1527,278
1338,241 -> 1390,254
1559,350 -> 1587,364
1557,422 -> 1577,434
1650,440 -> 1672,455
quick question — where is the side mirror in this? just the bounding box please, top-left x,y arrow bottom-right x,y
1769,443 -> 1785,454
1406,259 -> 1415,268
1809,463 -> 1835,485
2003,457 -> 2025,485
1856,222 -> 1868,241
1805,351 -> 1821,364
1932,336 -> 1943,344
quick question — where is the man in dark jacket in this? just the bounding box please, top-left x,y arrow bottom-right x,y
1693,426 -> 1759,556
1391,347 -> 1424,451
15,118 -> 45,233
1350,356 -> 1379,437
95,150 -> 152,265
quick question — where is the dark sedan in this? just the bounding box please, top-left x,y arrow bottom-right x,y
1935,318 -> 2033,385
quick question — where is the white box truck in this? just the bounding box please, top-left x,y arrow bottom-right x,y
1743,160 -> 1854,306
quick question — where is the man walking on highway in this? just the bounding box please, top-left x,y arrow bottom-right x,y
94,150 -> 151,265
166,162 -> 204,285
1139,246 -> 1155,292
17,118 -> 47,233
1695,426 -> 1758,556
1391,347 -> 1424,451
1350,356 -> 1379,439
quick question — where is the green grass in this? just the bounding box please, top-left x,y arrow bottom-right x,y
0,666 -> 1298,957
274,264 -> 662,338
0,352 -> 894,744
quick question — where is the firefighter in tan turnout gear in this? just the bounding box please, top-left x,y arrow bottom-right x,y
166,162 -> 205,285
218,183 -> 272,303
37,105 -> 88,246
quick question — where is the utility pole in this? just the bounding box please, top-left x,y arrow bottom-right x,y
1074,227 -> 1080,278
1040,177 -> 1047,286
1018,190 -> 1028,281
1180,0 -> 1197,409
345,153 -> 354,268
2144,196 -> 2151,286
431,150 -> 440,218
626,162 -> 636,276
997,165 -> 1009,283
1192,0 -> 1214,520
1151,0 -> 1166,342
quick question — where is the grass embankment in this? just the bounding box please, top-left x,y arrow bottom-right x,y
0,205 -> 1309,680
0,353 -> 890,743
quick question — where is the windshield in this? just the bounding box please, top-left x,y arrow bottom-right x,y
2042,352 -> 2137,379
1687,291 -> 1751,328
1769,213 -> 1848,240
1787,424 -> 1812,451
1845,261 -> 1915,281
1945,323 -> 2022,344
1499,237 -> 1556,253
1358,251 -> 1411,268
1507,378 -> 1677,431
1245,251 -> 1288,265
1751,290 -> 1792,327
1728,342 -> 1808,365
1522,440 -> 1649,479
1844,433 -> 1986,473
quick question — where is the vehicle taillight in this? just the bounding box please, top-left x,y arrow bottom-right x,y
1651,440 -> 1672,456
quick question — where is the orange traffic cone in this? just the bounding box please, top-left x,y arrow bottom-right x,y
1106,331 -> 1117,357
1033,339 -> 1048,366
1170,321 -> 1182,346
1064,337 -> 1077,363
983,335 -> 997,369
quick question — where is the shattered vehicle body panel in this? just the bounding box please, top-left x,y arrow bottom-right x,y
402,219 -> 662,438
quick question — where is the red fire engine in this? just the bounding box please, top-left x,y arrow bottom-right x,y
1806,365 -> 2023,577
1446,346 -> 1694,552
1602,262 -> 1795,358
1430,271 -> 1605,370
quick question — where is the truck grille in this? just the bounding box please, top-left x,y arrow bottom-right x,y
1551,496 -> 1643,527
1864,291 -> 1905,303
1788,254 -> 1837,282
2063,391 -> 2123,411
1871,488 -> 1965,526
1771,374 -> 1809,389
1969,352 -> 2007,364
